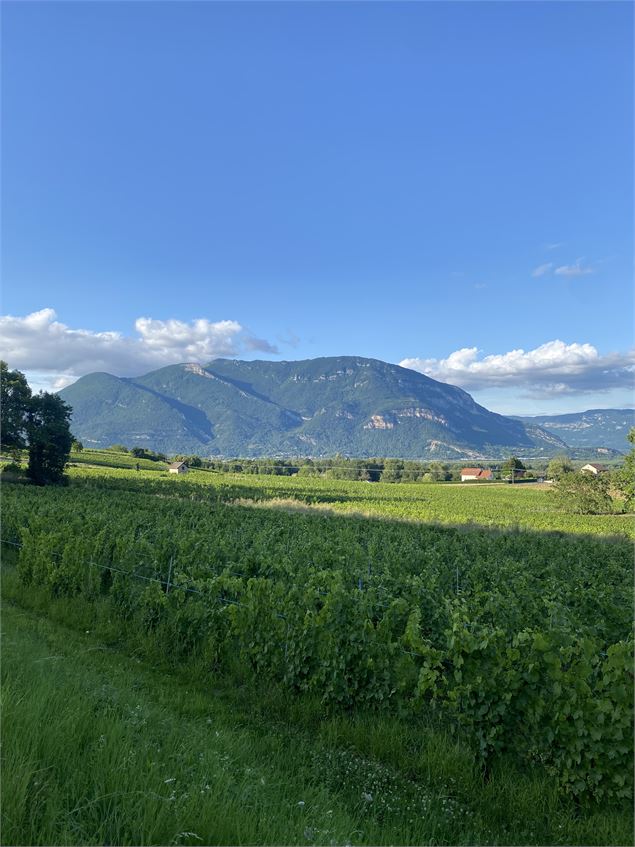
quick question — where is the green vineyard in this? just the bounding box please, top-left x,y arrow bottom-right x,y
3,468 -> 633,805
67,463 -> 635,537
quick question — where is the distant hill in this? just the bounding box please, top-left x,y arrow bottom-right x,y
60,356 -> 567,459
514,409 -> 634,453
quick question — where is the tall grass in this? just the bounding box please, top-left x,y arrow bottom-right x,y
2,586 -> 632,846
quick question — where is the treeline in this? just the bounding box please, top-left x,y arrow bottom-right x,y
102,444 -> 633,493
203,457 -> 440,481
102,446 -> 550,482
105,445 -> 168,463
171,455 -> 526,482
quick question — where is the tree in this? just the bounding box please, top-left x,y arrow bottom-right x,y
553,471 -> 614,515
613,428 -> 635,509
502,456 -> 525,474
428,462 -> 449,482
0,361 -> 32,456
131,447 -> 166,462
547,455 -> 574,480
71,439 -> 84,452
502,456 -> 525,481
26,393 -> 73,485
381,459 -> 404,483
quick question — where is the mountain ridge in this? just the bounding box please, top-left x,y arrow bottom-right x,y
61,355 -> 572,459
513,408 -> 634,453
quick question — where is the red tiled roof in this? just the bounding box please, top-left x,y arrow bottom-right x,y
461,468 -> 492,478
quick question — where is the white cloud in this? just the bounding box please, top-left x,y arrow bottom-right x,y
400,340 -> 635,395
0,308 -> 279,390
532,262 -> 553,278
554,258 -> 595,277
532,257 -> 597,279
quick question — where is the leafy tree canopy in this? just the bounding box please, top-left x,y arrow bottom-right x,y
26,393 -> 73,486
547,455 -> 574,480
130,447 -> 167,462
502,456 -> 526,474
0,361 -> 32,454
612,427 -> 635,509
1,362 -> 74,485
553,471 -> 614,515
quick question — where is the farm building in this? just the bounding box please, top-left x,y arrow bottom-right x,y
168,461 -> 189,474
460,467 -> 493,482
580,463 -> 608,475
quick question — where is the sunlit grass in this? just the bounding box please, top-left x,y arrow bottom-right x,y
65,463 -> 634,538
2,596 -> 632,846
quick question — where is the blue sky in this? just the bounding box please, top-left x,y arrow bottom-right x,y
2,0 -> 633,414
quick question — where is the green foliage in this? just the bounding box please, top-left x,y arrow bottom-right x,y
130,446 -> 166,462
547,455 -> 574,480
6,601 -> 632,847
69,448 -> 167,471
3,469 -> 633,801
428,461 -> 451,481
26,393 -> 73,485
0,364 -> 74,485
502,456 -> 526,476
0,361 -> 32,454
33,459 -> 635,537
553,472 -> 615,515
1,461 -> 24,477
612,427 -> 635,508
71,439 -> 84,452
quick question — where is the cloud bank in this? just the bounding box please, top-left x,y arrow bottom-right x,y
0,309 -> 278,390
400,340 -> 635,395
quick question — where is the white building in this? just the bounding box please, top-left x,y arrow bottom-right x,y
168,461 -> 189,474
580,463 -> 608,475
460,467 -> 493,482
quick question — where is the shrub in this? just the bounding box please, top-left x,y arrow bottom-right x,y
553,472 -> 614,515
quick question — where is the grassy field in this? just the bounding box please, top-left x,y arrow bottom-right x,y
68,448 -> 168,471
3,448 -> 169,472
2,595 -> 632,846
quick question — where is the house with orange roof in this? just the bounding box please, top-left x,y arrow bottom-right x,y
460,467 -> 493,482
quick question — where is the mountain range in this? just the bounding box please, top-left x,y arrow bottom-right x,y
59,356 -> 628,459
514,409 -> 635,453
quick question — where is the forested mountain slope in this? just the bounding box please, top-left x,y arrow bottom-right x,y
61,356 -> 566,458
